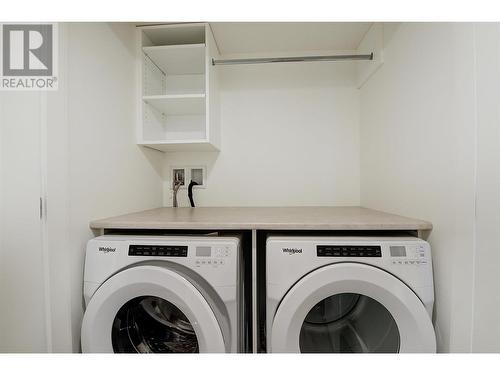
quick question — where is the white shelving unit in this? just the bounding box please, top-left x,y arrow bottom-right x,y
137,23 -> 221,152
142,44 -> 206,75
143,94 -> 206,115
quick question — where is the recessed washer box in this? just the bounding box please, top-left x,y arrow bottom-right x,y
171,166 -> 206,188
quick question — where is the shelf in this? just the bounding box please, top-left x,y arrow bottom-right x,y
142,44 -> 205,75
140,24 -> 206,46
138,140 -> 219,152
143,94 -> 206,115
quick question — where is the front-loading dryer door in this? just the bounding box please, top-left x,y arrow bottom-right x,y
81,265 -> 225,353
270,263 -> 436,353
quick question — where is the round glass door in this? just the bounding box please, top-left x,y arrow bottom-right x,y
112,296 -> 198,353
299,293 -> 400,353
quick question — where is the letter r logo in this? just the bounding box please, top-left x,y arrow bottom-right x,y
2,24 -> 53,76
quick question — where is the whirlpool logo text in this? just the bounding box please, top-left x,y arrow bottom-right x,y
282,248 -> 303,255
98,246 -> 116,253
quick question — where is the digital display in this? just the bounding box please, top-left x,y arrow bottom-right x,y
390,246 -> 406,257
129,245 -> 187,257
317,245 -> 381,257
196,246 -> 211,257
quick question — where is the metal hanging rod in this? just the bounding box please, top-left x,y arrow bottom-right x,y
212,52 -> 373,66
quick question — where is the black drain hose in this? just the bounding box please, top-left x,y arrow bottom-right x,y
188,180 -> 199,207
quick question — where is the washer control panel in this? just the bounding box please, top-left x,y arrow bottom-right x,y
194,245 -> 230,267
195,258 -> 225,267
389,243 -> 429,266
128,245 -> 187,257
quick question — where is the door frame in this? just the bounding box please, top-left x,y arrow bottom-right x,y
81,265 -> 226,353
270,262 -> 436,353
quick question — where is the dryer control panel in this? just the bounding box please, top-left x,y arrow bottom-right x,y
313,242 -> 430,267
317,245 -> 381,257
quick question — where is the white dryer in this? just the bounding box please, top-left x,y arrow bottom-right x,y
266,236 -> 436,353
81,235 -> 242,353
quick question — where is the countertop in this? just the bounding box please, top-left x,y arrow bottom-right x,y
89,206 -> 432,231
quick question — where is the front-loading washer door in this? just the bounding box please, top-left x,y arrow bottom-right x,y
81,265 -> 225,353
270,263 -> 436,353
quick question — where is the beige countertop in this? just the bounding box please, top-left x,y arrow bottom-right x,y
90,206 -> 432,231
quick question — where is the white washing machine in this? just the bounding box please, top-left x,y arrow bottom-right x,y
81,235 -> 242,353
266,236 -> 436,353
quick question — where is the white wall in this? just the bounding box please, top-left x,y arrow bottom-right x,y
45,24 -> 73,352
163,61 -> 360,207
359,23 -> 477,352
60,23 -> 164,351
471,23 -> 500,352
0,23 -> 164,353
